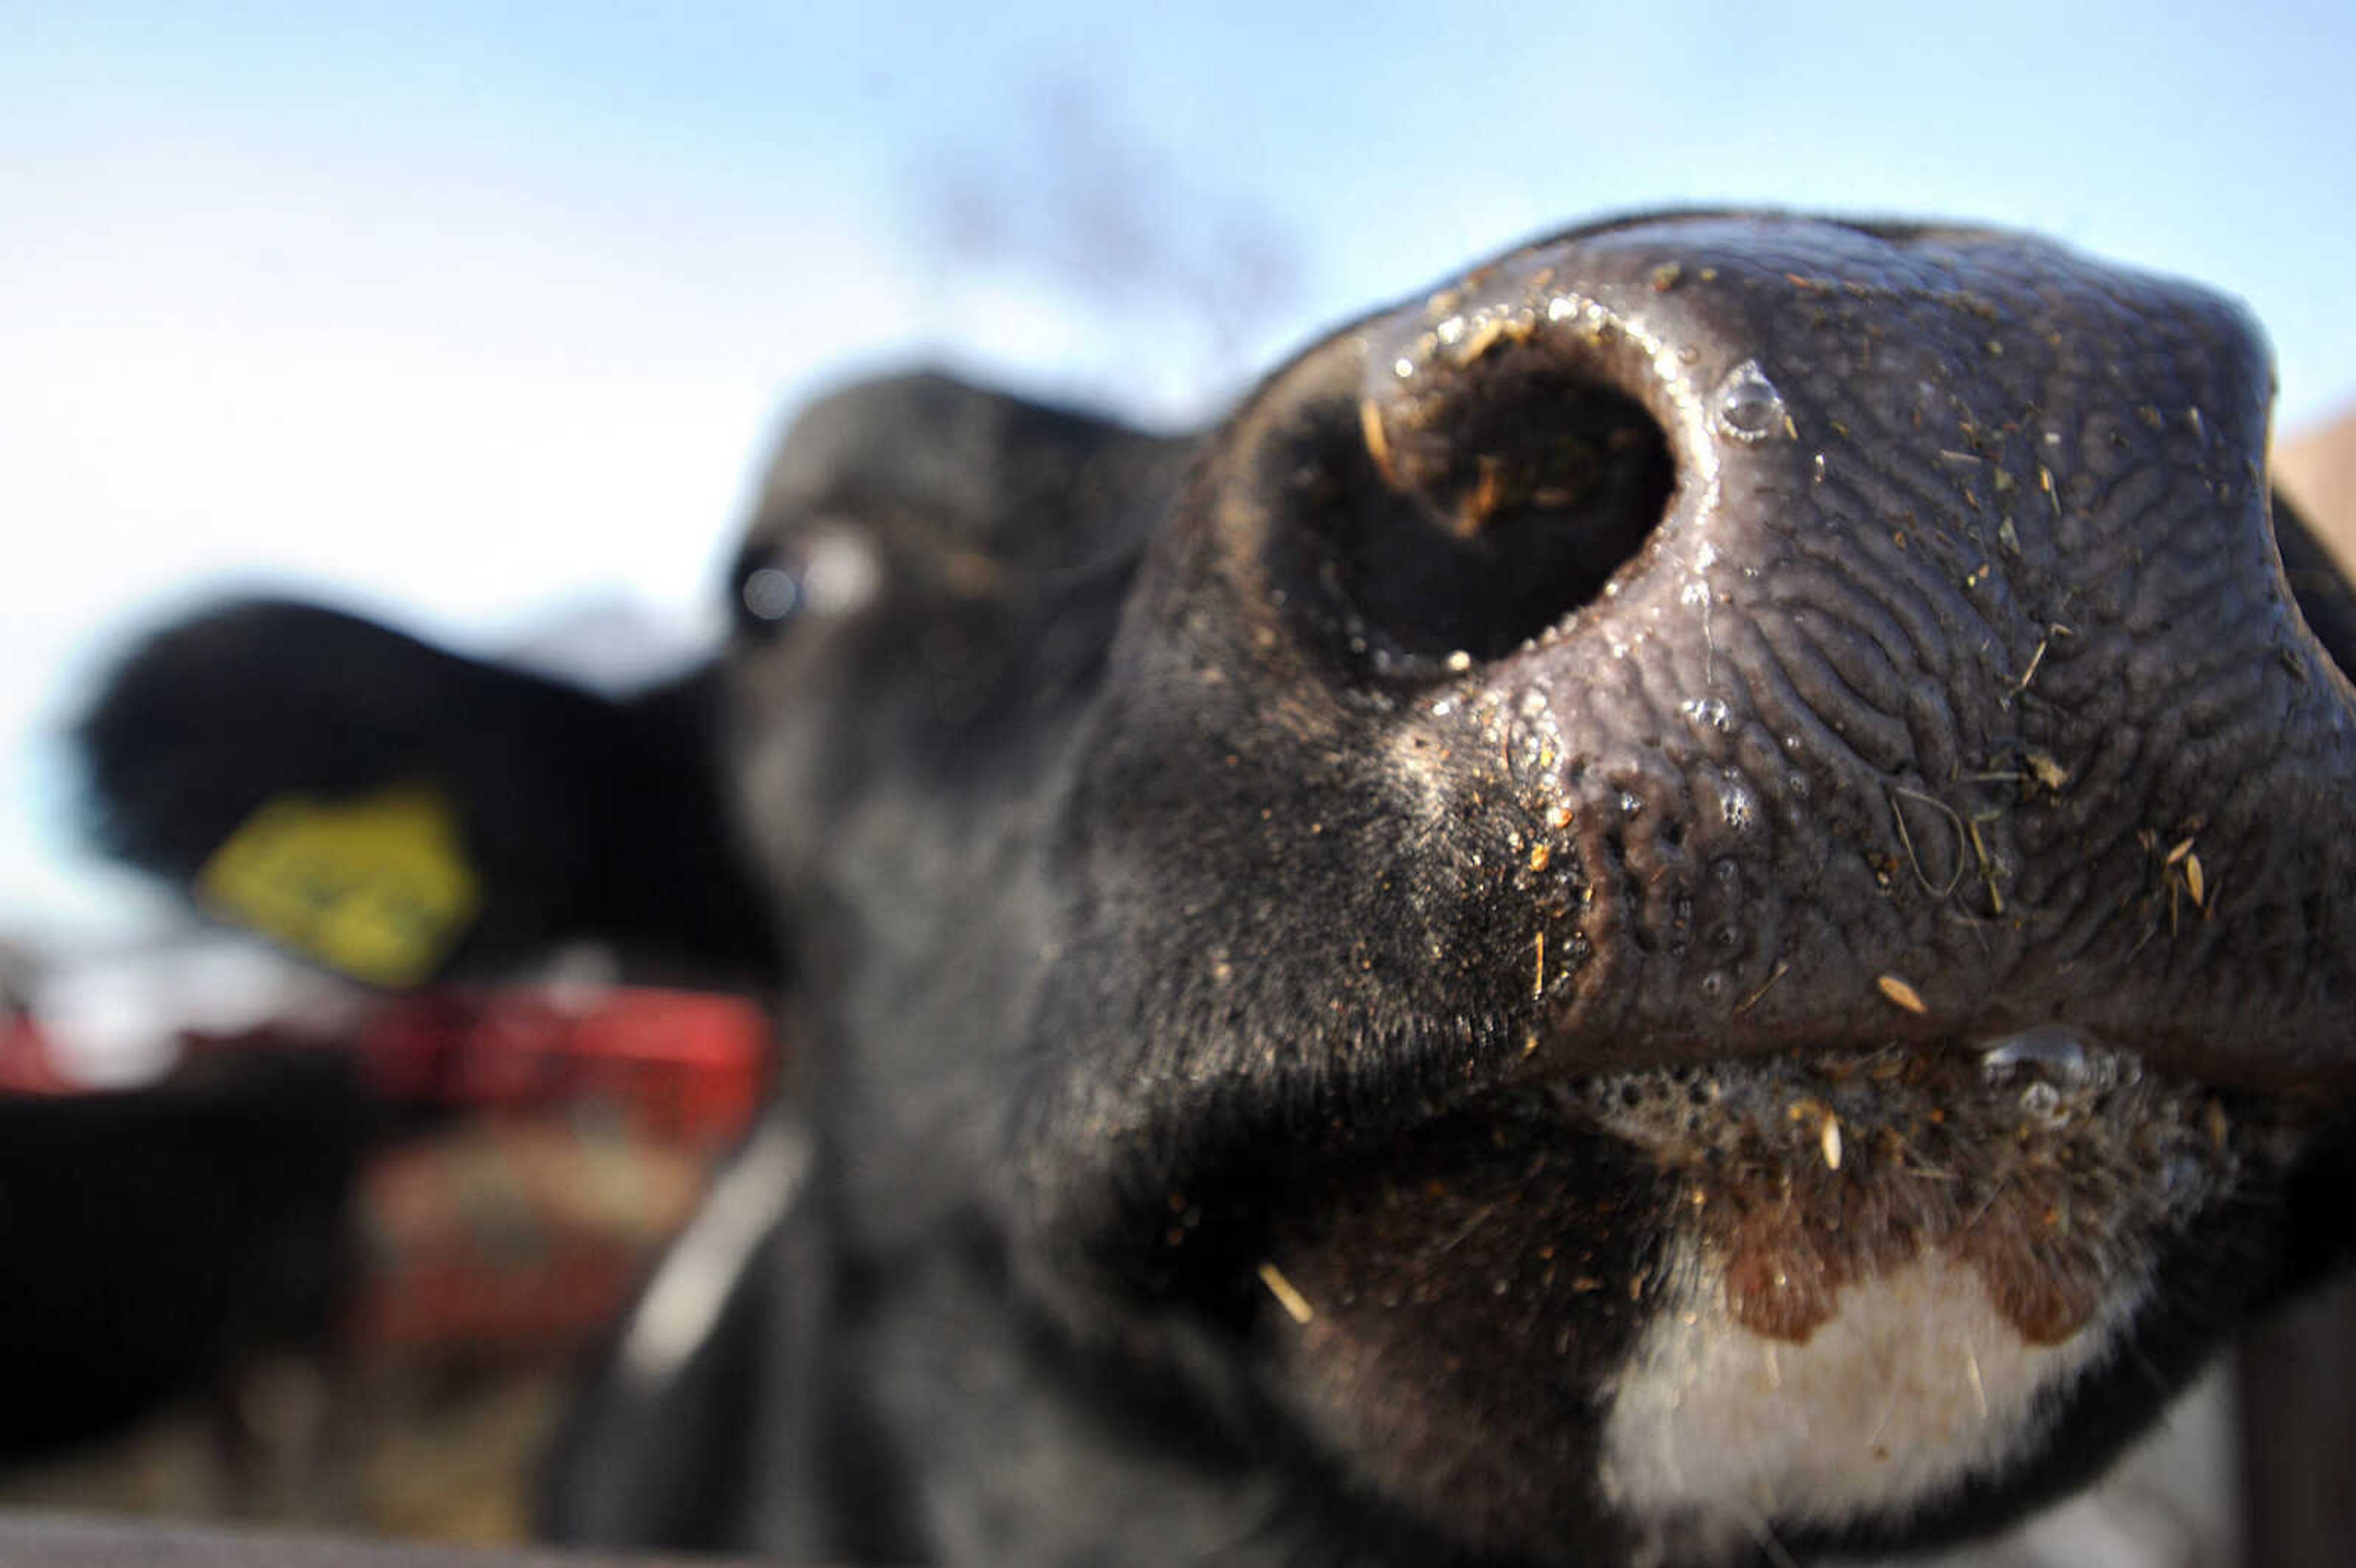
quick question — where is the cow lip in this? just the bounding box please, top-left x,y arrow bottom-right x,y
1506,1004 -> 2356,1101
1433,1026 -> 2332,1215
1188,1027 -> 2330,1566
1453,1015 -> 2350,1161
1085,1007 -> 2344,1352
1171,1026 -> 2328,1343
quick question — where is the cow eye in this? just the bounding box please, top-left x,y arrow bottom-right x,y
732,524 -> 883,640
739,562 -> 801,626
733,550 -> 802,640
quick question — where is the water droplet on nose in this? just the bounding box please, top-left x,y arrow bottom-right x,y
1712,360 -> 1789,446
1979,1025 -> 2091,1086
1679,697 -> 1731,733
1717,780 -> 1757,831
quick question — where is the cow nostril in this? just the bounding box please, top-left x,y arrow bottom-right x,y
1300,352 -> 1674,669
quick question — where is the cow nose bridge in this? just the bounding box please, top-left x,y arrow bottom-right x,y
1339,215 -> 2356,1082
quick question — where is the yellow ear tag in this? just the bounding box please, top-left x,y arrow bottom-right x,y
196,785 -> 481,987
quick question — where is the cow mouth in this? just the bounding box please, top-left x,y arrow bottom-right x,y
1145,1030 -> 2328,1561
1249,1032 -> 2309,1347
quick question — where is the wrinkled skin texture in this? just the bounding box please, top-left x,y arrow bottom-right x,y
80,215 -> 2356,1566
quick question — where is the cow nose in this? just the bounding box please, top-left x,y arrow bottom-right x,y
1315,214 -> 2356,1083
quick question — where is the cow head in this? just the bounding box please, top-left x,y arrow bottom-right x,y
80,213 -> 2356,1566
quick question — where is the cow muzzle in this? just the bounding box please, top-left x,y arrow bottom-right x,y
1064,213 -> 2356,1566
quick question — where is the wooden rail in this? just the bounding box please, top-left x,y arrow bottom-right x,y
0,1513 -> 755,1568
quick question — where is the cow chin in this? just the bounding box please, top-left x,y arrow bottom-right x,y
1226,1036 -> 2317,1567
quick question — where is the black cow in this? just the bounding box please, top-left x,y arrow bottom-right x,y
0,1051 -> 370,1465
79,213 -> 2356,1566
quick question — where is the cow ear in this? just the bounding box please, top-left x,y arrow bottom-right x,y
77,597 -> 781,990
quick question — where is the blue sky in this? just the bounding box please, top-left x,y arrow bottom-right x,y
6,0 -> 2353,943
